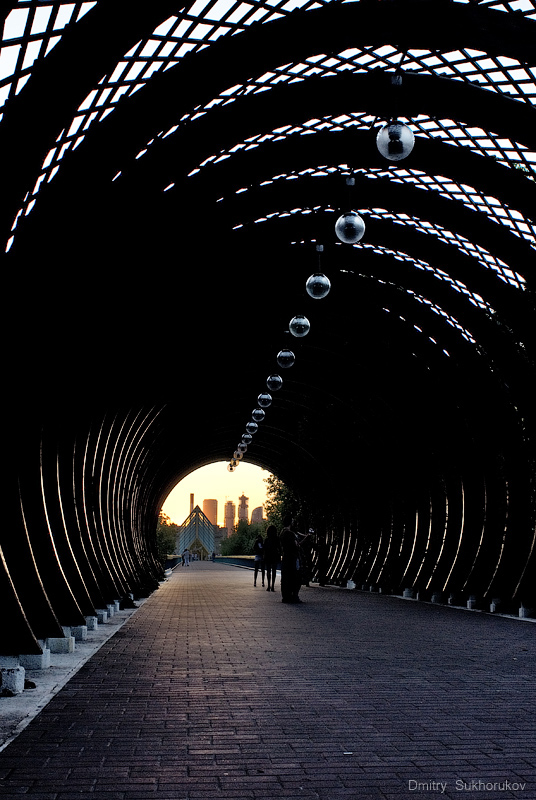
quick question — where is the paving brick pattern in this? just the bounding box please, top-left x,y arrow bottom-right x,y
0,563 -> 534,800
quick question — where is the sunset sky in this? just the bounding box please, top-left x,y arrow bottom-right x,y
161,461 -> 270,527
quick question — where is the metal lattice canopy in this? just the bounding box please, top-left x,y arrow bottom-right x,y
1,0 -> 536,653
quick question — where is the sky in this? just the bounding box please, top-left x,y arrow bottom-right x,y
162,461 -> 270,527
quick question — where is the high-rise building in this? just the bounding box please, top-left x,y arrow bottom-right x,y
251,506 -> 264,524
238,494 -> 249,523
203,499 -> 218,526
224,500 -> 236,537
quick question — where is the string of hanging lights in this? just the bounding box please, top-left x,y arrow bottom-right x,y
227,100 -> 414,471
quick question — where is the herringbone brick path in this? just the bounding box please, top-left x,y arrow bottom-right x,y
0,563 -> 534,799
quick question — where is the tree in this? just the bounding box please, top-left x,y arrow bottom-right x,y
220,519 -> 267,555
263,473 -> 303,530
155,513 -> 179,565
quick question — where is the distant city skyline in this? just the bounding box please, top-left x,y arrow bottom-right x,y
162,461 -> 269,527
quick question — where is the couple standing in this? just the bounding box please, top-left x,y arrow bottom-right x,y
253,516 -> 309,603
253,526 -> 278,590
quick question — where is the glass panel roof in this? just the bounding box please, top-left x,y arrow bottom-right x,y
0,2 -> 97,117
3,0 -> 536,259
215,154 -> 535,248
348,242 -> 493,313
1,0 -> 534,125
382,285 -> 478,346
244,202 -> 526,289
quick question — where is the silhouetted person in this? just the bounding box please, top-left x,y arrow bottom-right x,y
300,528 -> 314,586
183,548 -> 190,566
280,515 -> 309,603
316,534 -> 328,587
263,525 -> 281,592
252,534 -> 265,587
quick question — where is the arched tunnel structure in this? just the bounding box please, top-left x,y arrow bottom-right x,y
1,0 -> 535,658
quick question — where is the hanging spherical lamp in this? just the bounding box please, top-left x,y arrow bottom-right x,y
228,461 -> 237,472
276,349 -> 295,368
306,273 -> 331,299
376,120 -> 414,161
335,211 -> 365,244
252,408 -> 265,422
289,315 -> 310,338
267,374 -> 283,391
233,450 -> 244,461
246,421 -> 258,434
258,392 -> 272,408
238,442 -> 248,453
241,433 -> 253,444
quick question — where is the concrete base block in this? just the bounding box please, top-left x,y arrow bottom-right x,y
71,625 -> 88,641
0,665 -> 25,695
431,592 -> 442,604
85,616 -> 98,631
20,649 -> 51,670
403,588 -> 415,599
96,609 -> 108,623
467,596 -> 478,609
114,601 -> 120,613
519,606 -> 533,618
0,656 -> 19,668
47,636 -> 75,654
106,604 -> 115,618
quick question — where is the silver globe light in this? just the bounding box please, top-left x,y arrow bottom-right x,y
238,442 -> 248,453
376,120 -> 415,161
252,408 -> 265,422
306,272 -> 331,299
233,450 -> 244,460
241,433 -> 253,444
246,421 -> 258,434
267,374 -> 283,391
335,211 -> 365,244
258,392 -> 272,408
289,315 -> 310,338
276,349 -> 295,369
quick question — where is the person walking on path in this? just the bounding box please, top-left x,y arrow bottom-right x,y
263,525 -> 281,592
252,534 -> 265,587
183,548 -> 190,567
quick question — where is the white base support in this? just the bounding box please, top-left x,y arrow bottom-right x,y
46,636 -> 75,654
20,649 -> 51,670
71,625 -> 87,642
0,665 -> 25,695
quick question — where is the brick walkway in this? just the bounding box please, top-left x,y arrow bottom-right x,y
0,563 -> 534,800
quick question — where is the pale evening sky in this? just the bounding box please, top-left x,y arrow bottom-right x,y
162,461 -> 270,527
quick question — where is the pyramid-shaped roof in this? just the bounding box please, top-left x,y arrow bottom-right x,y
178,505 -> 215,555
